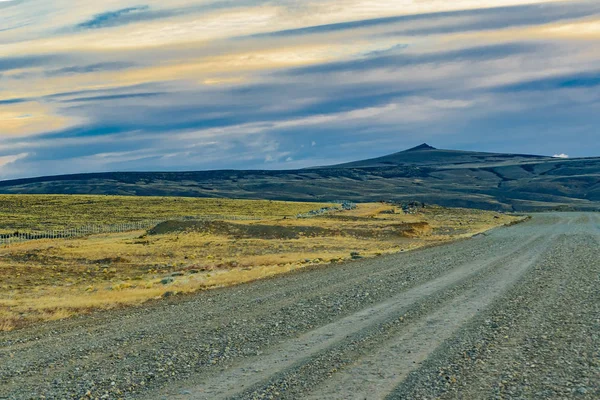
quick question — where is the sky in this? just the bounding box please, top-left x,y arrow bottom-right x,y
0,0 -> 599,179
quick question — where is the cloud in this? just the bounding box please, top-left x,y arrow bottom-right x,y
0,152 -> 29,178
248,1 -> 600,39
0,98 -> 28,105
553,153 -> 569,159
76,6 -> 152,30
60,92 -> 165,103
74,2 -> 273,31
385,2 -> 600,37
0,153 -> 28,167
0,55 -> 58,72
46,62 -> 136,76
0,0 -> 599,179
493,72 -> 600,92
284,43 -> 541,76
0,101 -> 81,137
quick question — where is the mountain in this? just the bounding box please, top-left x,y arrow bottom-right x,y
322,143 -> 550,169
406,143 -> 437,151
0,145 -> 599,211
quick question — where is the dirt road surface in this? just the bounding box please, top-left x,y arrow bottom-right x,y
1,213 -> 599,399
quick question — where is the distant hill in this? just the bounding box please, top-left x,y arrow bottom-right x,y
322,143 -> 550,169
0,145 -> 599,211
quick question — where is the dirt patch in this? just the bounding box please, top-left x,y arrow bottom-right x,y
149,220 -> 334,239
149,220 -> 430,240
392,222 -> 433,238
93,256 -> 131,264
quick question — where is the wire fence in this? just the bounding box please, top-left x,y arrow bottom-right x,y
0,214 -> 261,247
0,202 -> 356,247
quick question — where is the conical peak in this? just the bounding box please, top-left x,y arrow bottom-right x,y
405,143 -> 436,152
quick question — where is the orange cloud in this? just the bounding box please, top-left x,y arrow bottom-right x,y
0,102 -> 80,136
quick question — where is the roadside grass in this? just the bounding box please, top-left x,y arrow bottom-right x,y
0,201 -> 524,331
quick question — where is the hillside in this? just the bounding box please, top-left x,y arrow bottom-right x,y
323,143 -> 551,169
0,145 -> 599,211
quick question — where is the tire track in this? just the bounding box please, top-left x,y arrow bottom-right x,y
306,234 -> 552,399
156,235 -> 549,399
388,225 -> 600,399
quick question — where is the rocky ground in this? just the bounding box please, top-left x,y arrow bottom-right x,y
1,213 -> 598,399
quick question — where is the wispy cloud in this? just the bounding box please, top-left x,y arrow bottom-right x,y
0,0 -> 599,179
76,6 -> 152,30
493,71 -> 600,92
46,62 -> 136,76
0,54 -> 58,72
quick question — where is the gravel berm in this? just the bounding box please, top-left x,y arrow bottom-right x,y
1,213 -> 598,399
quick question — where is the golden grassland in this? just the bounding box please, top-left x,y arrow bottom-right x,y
0,194 -> 332,233
0,199 -> 524,331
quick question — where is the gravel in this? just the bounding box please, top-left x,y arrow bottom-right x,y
1,213 -> 598,399
389,216 -> 600,400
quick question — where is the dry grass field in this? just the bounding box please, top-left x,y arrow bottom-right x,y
0,196 -> 523,331
0,195 -> 331,233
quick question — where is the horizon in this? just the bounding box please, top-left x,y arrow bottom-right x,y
0,142 -> 594,182
2,1 -> 600,179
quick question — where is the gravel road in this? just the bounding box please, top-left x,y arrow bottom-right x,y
1,212 -> 599,399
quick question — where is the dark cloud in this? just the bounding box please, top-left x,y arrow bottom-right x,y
76,6 -> 155,29
31,125 -> 129,141
0,55 -> 58,72
60,92 -> 165,103
46,62 -> 136,76
0,98 -> 27,105
75,1 -> 267,30
493,72 -> 600,92
54,80 -> 419,135
0,84 -> 161,106
285,43 -> 541,75
45,83 -> 160,100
